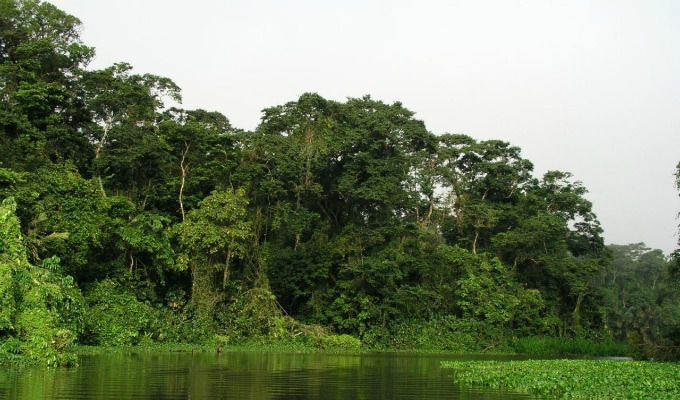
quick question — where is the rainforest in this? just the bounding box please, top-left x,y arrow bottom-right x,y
1,0 -> 679,374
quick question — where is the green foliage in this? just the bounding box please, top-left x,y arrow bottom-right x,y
213,286 -> 362,350
364,316 -> 510,352
511,336 -> 628,357
0,197 -> 22,331
0,0 -> 95,171
116,211 -> 175,275
1,0 -> 678,366
455,254 -> 549,332
0,197 -> 84,366
80,280 -> 200,346
598,243 -> 680,359
442,359 -> 680,399
174,189 -> 251,271
82,280 -> 158,346
318,333 -> 362,350
217,287 -> 286,341
3,166 -> 112,272
173,188 -> 253,319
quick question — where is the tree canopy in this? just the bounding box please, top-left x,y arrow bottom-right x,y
1,0 -> 678,363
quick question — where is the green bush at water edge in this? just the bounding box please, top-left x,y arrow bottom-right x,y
362,316 -> 512,352
0,198 -> 84,367
511,336 -> 628,357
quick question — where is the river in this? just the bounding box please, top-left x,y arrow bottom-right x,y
0,351 -> 531,399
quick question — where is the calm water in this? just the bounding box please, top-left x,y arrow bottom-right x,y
0,351 -> 530,399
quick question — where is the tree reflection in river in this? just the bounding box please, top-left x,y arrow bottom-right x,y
1,351 -> 530,400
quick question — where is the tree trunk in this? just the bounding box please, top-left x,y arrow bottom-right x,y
222,245 -> 233,288
95,121 -> 110,197
179,143 -> 190,221
572,292 -> 585,334
472,230 -> 479,255
424,198 -> 433,226
304,125 -> 314,188
128,252 -> 135,275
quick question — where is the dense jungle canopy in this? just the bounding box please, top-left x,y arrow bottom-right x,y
0,0 -> 678,365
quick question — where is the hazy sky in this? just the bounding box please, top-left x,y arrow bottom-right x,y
52,0 -> 680,253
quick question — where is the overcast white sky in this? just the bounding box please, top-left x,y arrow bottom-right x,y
52,0 -> 680,253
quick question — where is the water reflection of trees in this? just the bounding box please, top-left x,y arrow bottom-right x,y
2,352 -> 528,399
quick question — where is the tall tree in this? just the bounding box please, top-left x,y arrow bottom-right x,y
0,0 -> 95,171
82,63 -> 180,201
173,189 -> 252,316
160,108 -> 236,220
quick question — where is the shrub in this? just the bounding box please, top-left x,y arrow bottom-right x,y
214,286 -> 363,349
318,334 -> 362,349
1,198 -> 84,366
216,286 -> 288,341
83,280 -> 157,346
364,316 -> 510,352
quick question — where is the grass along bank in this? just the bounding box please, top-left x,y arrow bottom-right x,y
32,332 -> 630,367
72,341 -> 518,359
442,359 -> 680,399
73,341 -> 361,357
510,336 -> 628,357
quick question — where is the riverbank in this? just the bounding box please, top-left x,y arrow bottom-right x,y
73,335 -> 628,358
1,333 -> 630,368
72,342 -> 519,358
442,359 -> 680,399
73,342 -> 357,356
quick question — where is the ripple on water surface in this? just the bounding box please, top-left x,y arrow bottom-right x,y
0,352 -> 530,400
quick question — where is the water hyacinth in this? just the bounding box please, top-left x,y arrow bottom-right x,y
442,359 -> 680,399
